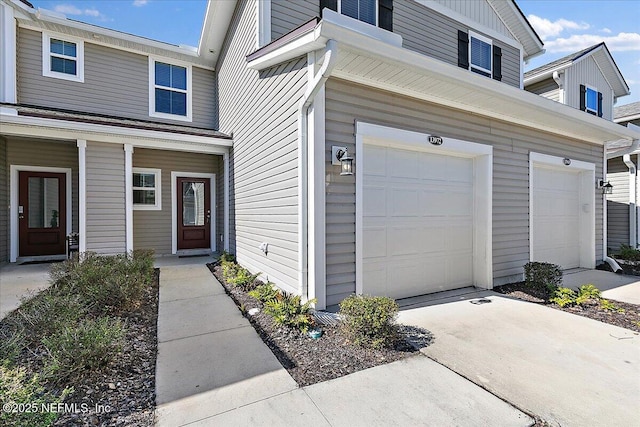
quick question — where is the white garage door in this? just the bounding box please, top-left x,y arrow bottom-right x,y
362,145 -> 474,300
532,166 -> 580,269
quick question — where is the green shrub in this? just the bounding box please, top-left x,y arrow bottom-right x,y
248,282 -> 280,303
219,250 -> 236,263
523,262 -> 563,296
0,326 -> 25,365
16,291 -> 86,339
264,293 -> 316,332
339,295 -> 399,349
49,251 -> 154,314
600,299 -> 625,313
226,267 -> 260,291
0,365 -> 71,427
549,287 -> 577,307
575,284 -> 601,305
42,317 -> 125,381
221,261 -> 239,282
616,244 -> 640,261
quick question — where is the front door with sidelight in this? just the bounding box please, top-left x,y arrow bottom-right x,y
177,177 -> 211,250
18,171 -> 67,257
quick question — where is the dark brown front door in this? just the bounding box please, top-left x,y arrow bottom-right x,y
19,171 -> 67,257
177,177 -> 211,250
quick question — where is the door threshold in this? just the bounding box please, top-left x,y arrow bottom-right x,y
176,249 -> 213,258
17,254 -> 67,265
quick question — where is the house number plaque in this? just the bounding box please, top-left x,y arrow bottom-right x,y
428,135 -> 443,145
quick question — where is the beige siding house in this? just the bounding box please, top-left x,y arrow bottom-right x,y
2,0 -> 639,311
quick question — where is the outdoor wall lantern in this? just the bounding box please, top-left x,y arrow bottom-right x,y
332,146 -> 354,176
597,179 -> 613,194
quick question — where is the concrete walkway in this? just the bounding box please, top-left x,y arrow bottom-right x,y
0,262 -> 51,320
398,290 -> 640,427
155,261 -> 531,426
563,269 -> 640,304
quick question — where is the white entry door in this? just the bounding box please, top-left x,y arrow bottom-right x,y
362,145 -> 474,300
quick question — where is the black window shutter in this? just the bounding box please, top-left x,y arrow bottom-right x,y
320,0 -> 337,15
458,30 -> 469,69
598,92 -> 603,117
379,0 -> 393,31
493,46 -> 502,81
579,84 -> 586,111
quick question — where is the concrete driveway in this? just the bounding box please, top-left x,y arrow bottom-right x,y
0,262 -> 51,320
398,291 -> 640,427
563,269 -> 640,305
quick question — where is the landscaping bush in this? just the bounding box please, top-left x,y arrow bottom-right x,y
600,299 -> 625,313
550,284 -> 603,308
339,295 -> 399,349
221,261 -> 239,282
16,292 -> 86,339
575,284 -> 601,305
0,326 -> 25,365
0,365 -> 71,427
49,250 -> 154,314
248,282 -> 280,303
263,292 -> 316,332
42,317 -> 125,381
615,244 -> 640,261
549,287 -> 577,307
523,262 -> 563,297
219,250 -> 236,263
226,266 -> 260,291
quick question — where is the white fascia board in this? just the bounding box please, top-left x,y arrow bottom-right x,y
523,63 -> 571,86
247,31 -> 326,70
198,0 -> 237,64
614,114 -> 640,124
0,113 -> 232,153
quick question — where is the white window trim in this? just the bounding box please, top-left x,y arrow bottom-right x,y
132,167 -> 162,211
257,0 -> 271,48
469,30 -> 493,77
148,57 -> 193,122
585,85 -> 598,115
337,0 -> 379,26
42,32 -> 84,83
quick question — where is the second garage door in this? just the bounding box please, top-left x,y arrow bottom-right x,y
362,145 -> 474,300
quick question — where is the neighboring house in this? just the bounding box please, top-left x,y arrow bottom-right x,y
2,0 -> 639,310
607,102 -> 640,252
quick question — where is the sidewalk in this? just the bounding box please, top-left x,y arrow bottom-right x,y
0,262 -> 50,320
155,260 -> 531,426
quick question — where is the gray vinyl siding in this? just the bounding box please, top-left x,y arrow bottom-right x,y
566,56 -> 614,121
85,142 -> 125,255
394,1 -> 521,87
432,0 -> 513,39
607,157 -> 630,252
325,78 -> 604,306
526,78 -> 560,102
5,138 -> 79,259
217,0 -> 307,294
17,28 -> 217,128
132,148 -> 222,255
0,138 -> 7,263
272,0 -> 318,41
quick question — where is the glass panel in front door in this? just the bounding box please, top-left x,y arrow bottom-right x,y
182,182 -> 205,226
28,177 -> 60,228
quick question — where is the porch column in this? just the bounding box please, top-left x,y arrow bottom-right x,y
77,139 -> 87,253
124,144 -> 134,253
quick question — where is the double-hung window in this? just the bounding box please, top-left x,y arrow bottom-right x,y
133,168 -> 161,210
42,33 -> 84,82
149,58 -> 192,121
340,0 -> 377,26
469,31 -> 492,78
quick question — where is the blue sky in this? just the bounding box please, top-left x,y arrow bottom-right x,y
30,0 -> 640,105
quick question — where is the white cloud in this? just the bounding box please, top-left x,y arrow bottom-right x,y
601,28 -> 612,34
54,4 -> 104,19
528,14 -> 590,40
544,32 -> 640,53
133,0 -> 148,6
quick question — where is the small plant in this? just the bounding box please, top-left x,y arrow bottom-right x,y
523,262 -> 563,297
219,250 -> 236,263
0,365 -> 71,427
221,260 -> 239,282
42,317 -> 125,381
0,326 -> 25,364
549,287 -> 577,307
616,244 -> 640,261
16,291 -> 86,339
600,299 -> 625,313
264,292 -> 316,332
339,295 -> 399,349
248,282 -> 280,303
226,267 -> 260,291
575,284 -> 601,305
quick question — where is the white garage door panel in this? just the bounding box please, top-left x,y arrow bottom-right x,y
363,146 -> 474,299
532,166 -> 581,269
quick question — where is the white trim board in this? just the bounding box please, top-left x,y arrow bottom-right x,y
529,152 -> 596,269
355,122 -> 493,296
9,165 -> 73,263
171,171 -> 216,255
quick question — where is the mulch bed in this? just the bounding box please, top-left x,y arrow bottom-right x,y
494,281 -> 640,333
1,269 -> 159,427
207,263 -> 425,387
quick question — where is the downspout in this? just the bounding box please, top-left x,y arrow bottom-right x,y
552,71 -> 564,104
623,154 -> 637,248
298,39 -> 338,301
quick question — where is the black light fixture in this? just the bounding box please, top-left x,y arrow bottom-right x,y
598,179 -> 613,194
332,146 -> 354,176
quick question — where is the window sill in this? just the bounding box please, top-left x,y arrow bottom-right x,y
149,111 -> 192,123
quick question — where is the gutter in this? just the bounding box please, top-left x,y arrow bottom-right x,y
623,154 -> 637,248
298,39 -> 338,304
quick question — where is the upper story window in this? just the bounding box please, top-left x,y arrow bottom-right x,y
320,0 -> 392,31
42,33 -> 84,82
133,168 -> 161,210
458,30 -> 502,82
580,84 -> 602,117
149,58 -> 192,122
